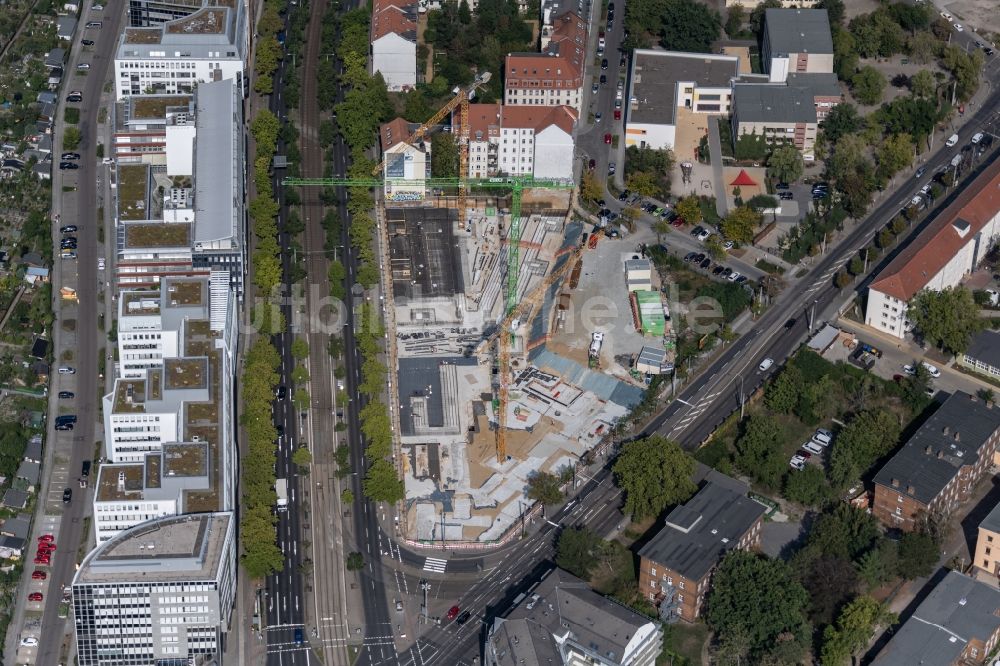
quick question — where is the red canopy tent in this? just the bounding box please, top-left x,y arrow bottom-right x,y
730,169 -> 758,187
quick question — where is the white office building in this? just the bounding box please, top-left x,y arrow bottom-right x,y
464,103 -> 577,180
114,0 -> 248,99
72,512 -> 237,666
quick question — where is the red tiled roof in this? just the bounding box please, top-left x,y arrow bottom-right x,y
465,103 -> 502,141
379,117 -> 415,151
371,0 -> 415,42
500,105 -> 577,135
506,11 -> 587,88
869,159 -> 1000,302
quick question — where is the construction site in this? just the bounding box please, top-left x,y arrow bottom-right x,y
287,78 -> 678,544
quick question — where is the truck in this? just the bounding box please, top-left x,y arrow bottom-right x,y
275,478 -> 288,511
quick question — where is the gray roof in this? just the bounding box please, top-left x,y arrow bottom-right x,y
764,9 -> 834,56
57,15 -> 77,37
396,356 -> 477,437
628,50 -> 739,125
873,571 -> 1000,666
528,348 -> 645,408
980,500 -> 1000,535
16,460 -> 40,485
964,330 -> 1000,370
74,512 -> 233,584
36,91 -> 57,104
489,568 -> 659,666
24,436 -> 42,463
638,479 -> 766,582
0,535 -> 25,552
637,346 -> 666,365
874,392 -> 1000,505
2,488 -> 29,508
44,48 -> 66,68
732,83 -> 817,124
194,79 -> 239,245
1,514 -> 31,539
624,258 -> 652,273
786,72 -> 842,98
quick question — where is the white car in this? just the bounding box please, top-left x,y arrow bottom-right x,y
812,429 -> 833,447
955,23 -> 964,32
97,258 -> 105,270
696,229 -> 710,241
758,358 -> 774,372
789,455 -> 806,471
972,132 -> 984,145
727,271 -> 742,282
76,63 -> 90,70
941,11 -> 952,21
902,364 -> 916,376
922,362 -> 941,378
20,637 -> 38,647
802,440 -> 824,455
58,366 -> 76,375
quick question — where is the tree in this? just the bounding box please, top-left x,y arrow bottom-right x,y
341,488 -> 354,504
291,338 -> 310,361
292,446 -> 313,469
706,550 -> 810,660
62,126 -> 82,151
346,552 -> 365,571
734,414 -> 786,489
556,527 -> 602,579
674,195 -> 702,226
908,287 -> 986,354
907,30 -> 938,65
612,435 -> 697,519
766,365 -> 804,412
768,144 -> 804,184
626,171 -> 659,198
526,471 -> 563,505
431,132 -> 459,178
659,0 -> 720,53
801,555 -> 859,625
581,171 -> 604,202
910,69 -> 936,98
852,66 -> 886,105
856,541 -> 897,590
783,465 -> 831,506
725,3 -> 745,37
363,459 -> 405,503
876,133 -> 913,180
721,206 -> 761,245
897,530 -> 938,578
821,596 -> 896,666
829,409 -> 900,489
704,235 -> 726,260
820,103 -> 862,143
977,388 -> 996,402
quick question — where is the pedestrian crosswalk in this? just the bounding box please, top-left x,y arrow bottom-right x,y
423,557 -> 447,573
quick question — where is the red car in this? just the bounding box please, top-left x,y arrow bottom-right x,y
614,109 -> 621,120
33,556 -> 50,565
38,534 -> 54,543
28,593 -> 43,602
37,542 -> 55,551
31,570 -> 47,580
588,158 -> 596,171
446,605 -> 461,621
603,133 -> 612,144
671,217 -> 685,228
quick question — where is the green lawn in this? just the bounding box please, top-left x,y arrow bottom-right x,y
658,622 -> 710,665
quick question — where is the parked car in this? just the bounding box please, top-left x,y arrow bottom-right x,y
82,39 -> 94,45
67,91 -> 83,102
55,423 -> 73,431
59,162 -> 79,170
601,58 -> 608,70
802,440 -> 824,455
599,74 -> 607,84
20,636 -> 39,647
775,182 -> 790,190
695,228 -> 710,241
33,555 -> 50,565
28,593 -> 43,602
614,109 -> 621,120
58,391 -> 75,399
727,271 -> 742,282
38,534 -> 54,543
60,225 -> 77,233
604,133 -> 612,144
789,455 -> 806,471
684,252 -> 697,262
61,152 -> 80,160
921,362 -> 941,378
915,166 -> 926,179
796,449 -> 813,459
58,366 -> 76,374
779,191 -> 794,200
812,428 -> 833,446
92,3 -> 104,9
76,63 -> 90,70
31,570 -> 47,580
63,488 -> 72,503
608,162 -> 616,175
902,364 -> 916,375
595,112 -> 602,123
85,20 -> 102,27
699,257 -> 711,269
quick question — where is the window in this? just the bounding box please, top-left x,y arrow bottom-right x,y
895,507 -> 902,515
988,548 -> 992,556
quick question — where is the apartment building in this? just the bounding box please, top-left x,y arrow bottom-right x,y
872,392 -> 1000,532
371,0 -> 417,91
873,571 -> 1000,665
379,117 -> 430,201
637,476 -> 765,621
484,568 -> 662,666
865,159 -> 1000,338
72,512 -> 237,666
505,11 -> 587,113
465,103 -> 577,180
112,94 -> 193,164
624,50 -> 740,150
761,9 -> 834,83
114,0 -> 248,99
114,79 -> 246,294
974,500 -> 1000,579
730,83 -> 821,159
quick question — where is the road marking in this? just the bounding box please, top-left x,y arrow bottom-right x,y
423,557 -> 447,573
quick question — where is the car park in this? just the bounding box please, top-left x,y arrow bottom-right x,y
758,358 -> 774,372
28,593 -> 43,602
